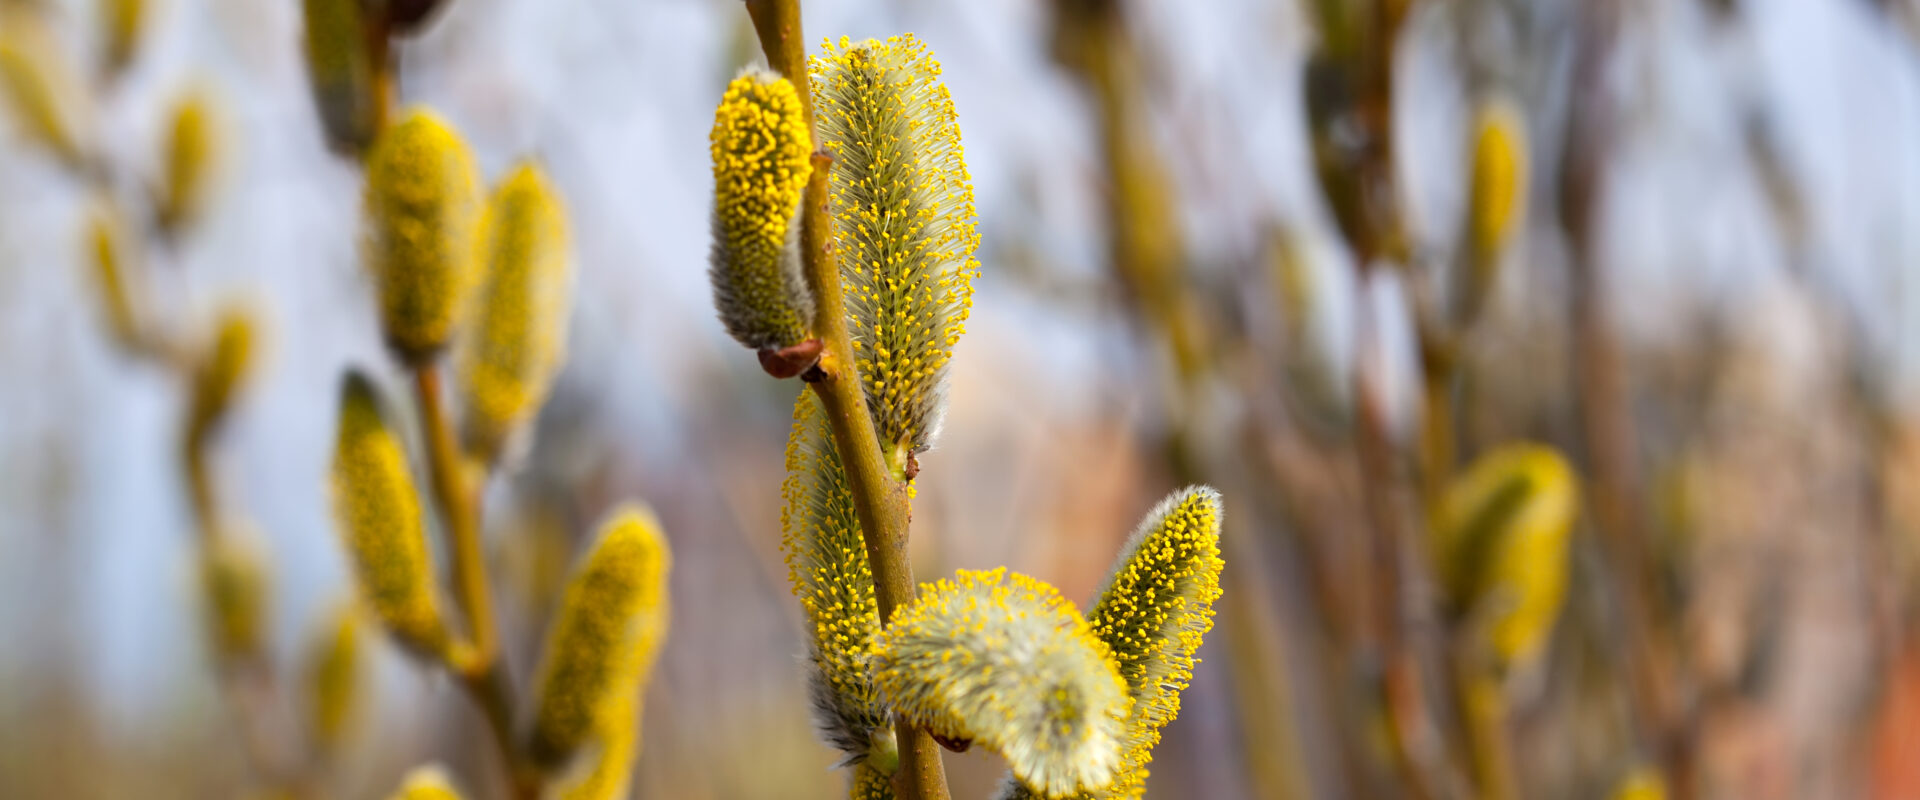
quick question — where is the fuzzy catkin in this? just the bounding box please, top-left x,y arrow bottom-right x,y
1430,443 -> 1578,668
84,204 -> 142,353
362,109 -> 483,362
186,303 -> 257,442
159,90 -> 217,233
529,505 -> 671,769
781,391 -> 889,763
0,16 -> 85,167
102,0 -> 145,76
547,695 -> 640,800
458,161 -> 574,462
302,0 -> 380,154
872,568 -> 1128,799
851,762 -> 892,800
812,35 -> 981,456
330,371 -> 449,657
708,68 -> 815,352
305,603 -> 363,753
1468,100 -> 1527,260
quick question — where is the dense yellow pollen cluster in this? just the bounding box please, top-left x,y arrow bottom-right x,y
1430,443 -> 1578,668
872,568 -> 1127,799
362,109 -> 483,362
530,506 -> 671,769
709,69 -> 815,351
781,391 -> 888,760
812,35 -> 980,454
458,161 -> 573,461
330,372 -> 448,658
851,762 -> 892,800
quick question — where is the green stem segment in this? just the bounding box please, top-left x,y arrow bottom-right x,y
743,3 -> 951,799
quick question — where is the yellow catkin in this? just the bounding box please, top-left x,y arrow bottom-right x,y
0,15 -> 85,167
84,203 -> 143,354
1468,100 -> 1526,258
330,371 -> 449,658
708,68 -> 815,352
304,602 -> 363,753
1609,766 -> 1668,800
812,35 -> 981,455
302,0 -> 381,154
200,523 -> 270,665
457,161 -> 574,461
850,762 -> 892,800
872,568 -> 1129,799
548,696 -> 640,800
781,391 -> 890,763
362,109 -> 483,362
102,0 -> 145,76
1430,443 -> 1579,668
186,303 -> 258,442
159,89 -> 219,234
529,505 -> 671,769
387,765 -> 465,800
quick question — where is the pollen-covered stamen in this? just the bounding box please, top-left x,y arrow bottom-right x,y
811,34 -> 981,455
709,68 -> 815,354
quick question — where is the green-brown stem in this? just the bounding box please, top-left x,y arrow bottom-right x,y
743,3 -> 951,798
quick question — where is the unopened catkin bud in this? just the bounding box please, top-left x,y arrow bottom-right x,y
84,204 -> 143,354
1430,443 -> 1578,668
387,765 -> 465,800
200,523 -> 271,665
330,370 -> 450,658
872,568 -> 1128,799
304,602 -> 364,754
1460,99 -> 1527,323
362,109 -> 482,362
708,68 -> 815,357
186,303 -> 258,443
302,0 -> 382,154
813,35 -> 981,454
458,161 -> 574,462
0,15 -> 87,168
159,89 -> 220,234
529,505 -> 671,769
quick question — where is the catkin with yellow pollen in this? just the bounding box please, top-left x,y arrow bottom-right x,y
529,505 -> 671,769
0,15 -> 86,168
781,391 -> 891,765
546,694 -> 640,800
362,109 -> 483,363
708,68 -> 815,360
186,303 -> 258,443
304,602 -> 364,753
458,161 -> 574,462
812,35 -> 981,458
1429,442 -> 1578,668
872,568 -> 1129,799
851,762 -> 892,800
159,89 -> 219,234
387,765 -> 466,800
200,521 -> 270,665
302,0 -> 381,154
102,0 -> 145,76
1460,99 -> 1527,322
330,370 -> 450,658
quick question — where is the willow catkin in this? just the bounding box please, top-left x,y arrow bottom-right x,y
812,35 -> 981,456
529,505 -> 671,769
850,762 -> 892,800
159,89 -> 219,234
84,203 -> 143,354
387,765 -> 465,800
330,370 -> 449,658
0,14 -> 86,168
362,109 -> 483,362
304,602 -> 364,753
1430,443 -> 1579,668
872,568 -> 1129,799
101,0 -> 145,76
547,695 -> 640,800
200,523 -> 270,665
302,0 -> 381,154
186,303 -> 258,443
1460,99 -> 1527,322
781,391 -> 890,764
1609,766 -> 1668,800
707,68 -> 815,356
457,161 -> 573,462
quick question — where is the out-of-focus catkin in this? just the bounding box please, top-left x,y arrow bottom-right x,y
102,0 -> 145,76
304,603 -> 364,754
1461,99 -> 1527,322
546,697 -> 640,800
1430,443 -> 1578,668
186,303 -> 258,443
707,68 -> 815,355
458,161 -> 574,462
387,765 -> 465,800
362,109 -> 482,362
812,35 -> 981,456
84,204 -> 143,354
330,371 -> 449,658
872,568 -> 1128,799
302,0 -> 381,154
1609,766 -> 1668,800
781,391 -> 889,763
200,523 -> 270,665
159,89 -> 219,234
0,15 -> 86,168
529,505 -> 671,770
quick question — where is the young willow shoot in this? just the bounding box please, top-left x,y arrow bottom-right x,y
708,68 -> 817,370
529,505 -> 671,786
811,34 -> 981,459
362,108 -> 483,363
330,371 -> 451,659
1430,442 -> 1579,668
872,568 -> 1129,799
458,161 -> 575,462
782,391 -> 891,766
999,487 -> 1226,800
